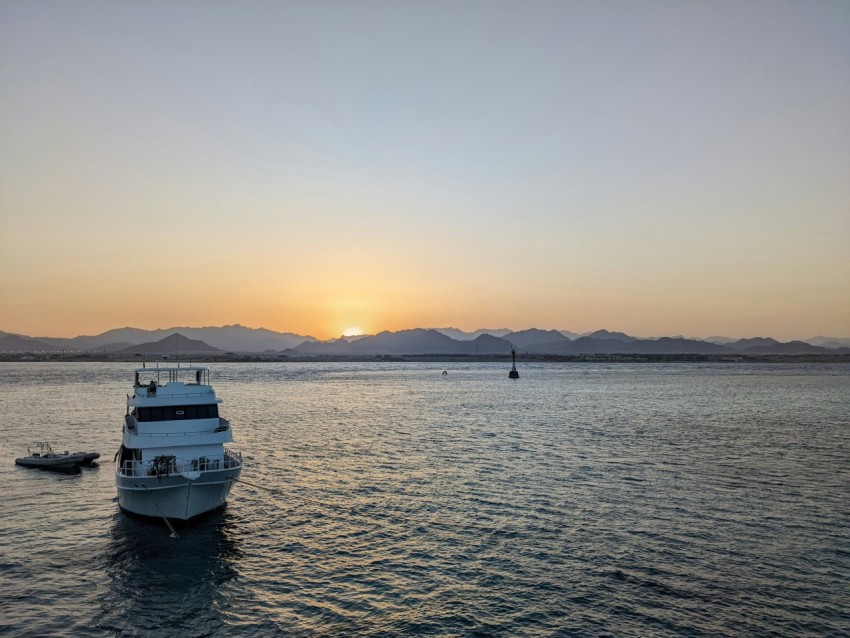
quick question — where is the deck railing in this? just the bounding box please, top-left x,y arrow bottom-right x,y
118,448 -> 242,478
124,416 -> 230,437
139,390 -> 214,400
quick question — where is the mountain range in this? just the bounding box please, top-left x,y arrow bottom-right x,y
1,325 -> 849,356
0,324 -> 314,353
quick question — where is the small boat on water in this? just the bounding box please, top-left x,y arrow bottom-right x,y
74,451 -> 101,465
115,364 -> 242,522
15,442 -> 97,472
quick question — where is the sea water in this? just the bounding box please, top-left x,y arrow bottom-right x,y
0,362 -> 847,636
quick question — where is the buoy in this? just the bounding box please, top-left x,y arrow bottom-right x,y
509,347 -> 520,379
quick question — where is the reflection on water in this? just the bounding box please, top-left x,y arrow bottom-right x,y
94,509 -> 243,637
1,362 -> 848,636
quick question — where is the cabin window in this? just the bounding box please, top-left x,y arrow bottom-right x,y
136,404 -> 219,422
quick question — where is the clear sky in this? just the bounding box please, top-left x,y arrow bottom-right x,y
1,1 -> 848,340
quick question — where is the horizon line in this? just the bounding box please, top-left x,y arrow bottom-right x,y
2,324 -> 847,344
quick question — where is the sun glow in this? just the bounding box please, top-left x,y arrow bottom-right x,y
342,326 -> 364,337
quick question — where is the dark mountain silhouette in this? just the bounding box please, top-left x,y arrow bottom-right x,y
348,329 -> 503,355
504,328 -> 570,349
38,336 -> 136,352
465,334 -> 515,354
339,333 -> 371,342
435,327 -> 512,340
38,324 -> 315,352
5,325 -> 850,357
819,340 -> 850,350
742,340 -> 827,355
584,329 -> 637,342
179,324 -> 316,351
98,342 -> 137,353
348,329 -> 456,355
558,329 -> 582,340
0,334 -> 59,352
288,337 -> 354,355
289,330 -> 738,356
527,336 -> 730,355
287,329 -> 514,356
725,337 -> 779,352
117,333 -> 221,354
807,336 -> 850,348
40,327 -> 164,351
634,338 -> 730,354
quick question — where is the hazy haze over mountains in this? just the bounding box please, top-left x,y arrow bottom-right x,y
114,333 -> 221,355
1,326 -> 848,356
21,325 -> 315,353
806,336 -> 850,348
432,328 -> 512,341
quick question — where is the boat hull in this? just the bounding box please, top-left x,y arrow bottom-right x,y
116,465 -> 241,521
15,453 -> 88,471
77,452 -> 101,465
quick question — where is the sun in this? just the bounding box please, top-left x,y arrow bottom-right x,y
342,326 -> 364,337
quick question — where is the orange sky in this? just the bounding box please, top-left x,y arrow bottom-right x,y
1,2 -> 848,341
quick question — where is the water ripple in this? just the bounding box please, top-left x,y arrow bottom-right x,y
0,362 -> 848,636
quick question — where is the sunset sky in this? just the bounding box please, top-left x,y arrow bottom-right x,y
1,1 -> 848,341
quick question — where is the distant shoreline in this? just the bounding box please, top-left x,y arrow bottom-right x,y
2,353 -> 848,364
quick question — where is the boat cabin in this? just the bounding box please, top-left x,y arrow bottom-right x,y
119,365 -> 238,479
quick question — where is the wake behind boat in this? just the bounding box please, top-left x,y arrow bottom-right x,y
115,365 -> 242,521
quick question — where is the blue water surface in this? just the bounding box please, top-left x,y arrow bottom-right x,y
0,362 -> 848,636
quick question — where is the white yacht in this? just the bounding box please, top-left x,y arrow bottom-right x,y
116,365 -> 242,521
